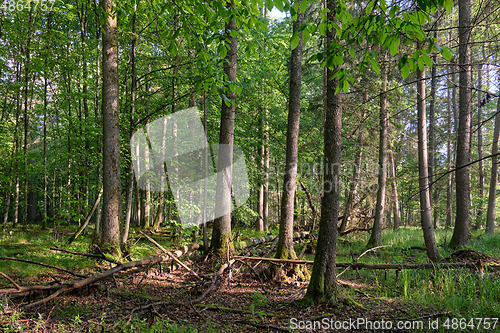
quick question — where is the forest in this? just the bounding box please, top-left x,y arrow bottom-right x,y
0,0 -> 499,331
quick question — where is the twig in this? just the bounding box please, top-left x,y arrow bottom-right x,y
139,231 -> 202,281
235,259 -> 267,294
0,272 -> 20,290
51,247 -> 122,265
0,257 -> 87,278
128,260 -> 233,321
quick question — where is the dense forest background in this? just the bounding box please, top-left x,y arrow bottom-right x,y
0,0 -> 500,329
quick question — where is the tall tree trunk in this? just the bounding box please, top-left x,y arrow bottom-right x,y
476,55 -> 484,229
100,0 -> 121,254
275,0 -> 303,260
263,108 -> 270,231
446,61 -> 454,229
389,152 -> 400,231
428,27 -> 437,227
304,0 -> 340,304
123,0 -> 138,244
450,0 -> 472,248
367,55 -> 388,247
486,82 -> 500,235
416,68 -> 441,262
256,113 -> 265,232
339,114 -> 364,234
211,0 -> 237,257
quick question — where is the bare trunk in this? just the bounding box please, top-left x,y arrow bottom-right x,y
428,28 -> 437,227
275,0 -> 303,260
389,152 -> 400,231
367,55 -> 388,247
339,122 -> 363,233
304,0 -> 340,304
476,57 -> 484,229
450,0 -> 472,248
211,0 -> 237,257
417,67 -> 441,262
256,114 -> 265,232
486,79 -> 500,235
100,0 -> 121,253
446,62 -> 454,229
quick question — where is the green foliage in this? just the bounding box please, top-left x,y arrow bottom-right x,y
249,291 -> 268,322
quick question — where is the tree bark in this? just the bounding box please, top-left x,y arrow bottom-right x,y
446,62 -> 454,229
275,0 -> 303,260
486,81 -> 500,235
123,0 -> 138,244
304,0 -> 340,303
256,113 -> 265,232
211,0 -> 237,257
450,0 -> 472,248
476,54 -> 485,229
339,119 -> 363,234
416,68 -> 441,262
100,0 -> 122,254
389,152 -> 400,231
428,27 -> 437,227
367,54 -> 388,247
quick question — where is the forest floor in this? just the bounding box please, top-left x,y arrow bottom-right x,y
1,225 -> 499,332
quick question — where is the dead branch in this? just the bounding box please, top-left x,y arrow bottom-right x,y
66,187 -> 103,245
139,231 -> 202,280
18,254 -> 177,310
339,227 -> 372,237
0,272 -> 20,290
50,247 -> 121,265
233,256 -> 491,270
128,259 -> 234,321
337,245 -> 392,278
0,257 -> 87,278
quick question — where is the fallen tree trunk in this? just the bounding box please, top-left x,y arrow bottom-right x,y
233,256 -> 492,270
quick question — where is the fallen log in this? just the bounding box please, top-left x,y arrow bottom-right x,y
233,256 -> 492,270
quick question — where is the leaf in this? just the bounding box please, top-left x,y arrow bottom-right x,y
371,58 -> 380,75
349,48 -> 355,58
389,5 -> 398,17
265,0 -> 274,10
441,46 -> 454,61
318,22 -> 327,36
290,33 -> 300,50
366,0 -> 375,14
342,79 -> 349,93
421,53 -> 433,68
379,29 -> 387,45
417,58 -> 424,72
300,0 -> 307,14
389,38 -> 400,57
274,0 -> 284,11
302,29 -> 310,45
445,0 -> 453,12
401,64 -> 410,79
398,54 -> 408,70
